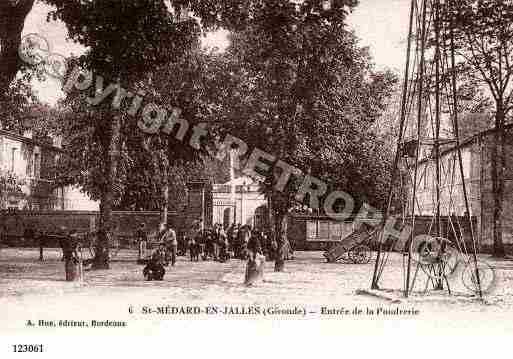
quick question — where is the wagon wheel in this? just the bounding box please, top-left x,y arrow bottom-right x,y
349,245 -> 371,264
339,249 -> 353,263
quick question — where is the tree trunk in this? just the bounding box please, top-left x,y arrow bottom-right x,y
0,0 -> 35,99
92,114 -> 122,269
490,110 -> 506,258
267,194 -> 273,233
160,176 -> 169,230
274,211 -> 288,272
160,140 -> 170,231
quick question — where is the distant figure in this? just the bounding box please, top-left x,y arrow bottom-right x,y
238,225 -> 251,259
247,231 -> 263,259
194,228 -> 205,260
188,237 -> 199,261
218,225 -> 229,262
244,253 -> 265,286
37,230 -> 45,262
245,230 -> 265,286
268,232 -> 278,261
226,224 -> 236,258
204,229 -> 214,260
178,234 -> 187,256
136,223 -> 148,261
161,225 -> 177,266
259,231 -> 269,259
143,245 -> 166,281
57,226 -> 68,262
63,230 -> 83,282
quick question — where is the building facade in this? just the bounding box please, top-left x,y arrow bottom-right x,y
211,176 -> 268,229
407,125 -> 513,252
0,129 -> 98,211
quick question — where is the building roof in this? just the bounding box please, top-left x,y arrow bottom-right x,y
0,129 -> 63,152
417,122 -> 513,164
222,175 -> 255,186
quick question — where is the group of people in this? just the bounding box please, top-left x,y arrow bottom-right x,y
139,221 -> 294,281
187,223 -> 293,263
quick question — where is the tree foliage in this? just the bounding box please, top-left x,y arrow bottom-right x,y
197,1 -> 396,270
442,0 -> 513,257
0,0 -> 36,100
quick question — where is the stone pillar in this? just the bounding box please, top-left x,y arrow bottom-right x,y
186,180 -> 212,230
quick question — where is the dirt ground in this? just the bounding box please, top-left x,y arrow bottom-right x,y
2,247 -> 513,334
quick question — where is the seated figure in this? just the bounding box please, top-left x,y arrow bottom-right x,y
143,245 -> 166,281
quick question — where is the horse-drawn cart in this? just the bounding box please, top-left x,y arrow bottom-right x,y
323,224 -> 377,264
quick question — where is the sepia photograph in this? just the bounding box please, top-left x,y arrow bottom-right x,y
1,0 -> 512,357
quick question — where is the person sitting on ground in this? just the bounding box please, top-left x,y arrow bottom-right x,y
143,244 -> 166,281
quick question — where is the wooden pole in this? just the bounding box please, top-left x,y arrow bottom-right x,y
406,0 -> 428,298
371,0 -> 416,290
448,3 -> 482,298
434,0 -> 444,290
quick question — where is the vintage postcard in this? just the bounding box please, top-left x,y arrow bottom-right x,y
1,0 -> 512,357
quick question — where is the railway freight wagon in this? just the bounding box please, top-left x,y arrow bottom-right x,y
287,213 -> 477,252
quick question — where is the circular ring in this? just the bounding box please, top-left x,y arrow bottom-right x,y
461,260 -> 496,295
45,52 -> 68,80
412,236 -> 459,280
19,33 -> 50,66
349,245 -> 371,264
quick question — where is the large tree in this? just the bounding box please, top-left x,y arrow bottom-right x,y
45,0 -> 198,269
45,0 -> 268,268
209,1 -> 396,271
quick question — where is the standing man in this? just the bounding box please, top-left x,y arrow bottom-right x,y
136,223 -> 148,261
247,230 -> 263,260
162,225 -> 178,266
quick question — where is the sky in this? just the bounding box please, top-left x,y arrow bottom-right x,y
22,0 -> 411,105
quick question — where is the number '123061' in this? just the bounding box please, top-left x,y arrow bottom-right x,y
12,345 -> 44,353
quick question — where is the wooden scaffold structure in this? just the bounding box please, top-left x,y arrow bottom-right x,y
369,0 -> 488,299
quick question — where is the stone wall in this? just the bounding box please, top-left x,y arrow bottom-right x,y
0,210 -> 186,248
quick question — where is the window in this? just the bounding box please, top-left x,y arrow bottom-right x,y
462,150 -> 471,179
10,148 -> 17,173
26,153 -> 33,177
